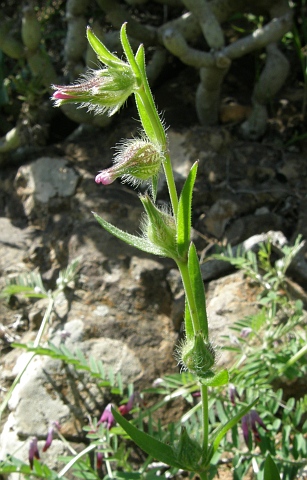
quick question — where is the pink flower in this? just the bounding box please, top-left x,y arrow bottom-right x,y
242,410 -> 267,447
240,327 -> 252,338
42,421 -> 60,452
97,403 -> 116,430
118,393 -> 135,415
28,437 -> 40,469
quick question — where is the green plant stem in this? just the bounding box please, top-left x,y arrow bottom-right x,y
0,296 -> 54,421
201,384 -> 209,459
177,259 -> 201,335
279,343 -> 307,373
136,86 -> 179,215
58,443 -> 97,477
199,384 -> 209,480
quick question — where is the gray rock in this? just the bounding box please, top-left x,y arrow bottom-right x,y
206,270 -> 261,366
20,157 -> 79,202
0,218 -> 30,277
0,318 -> 143,472
15,157 -> 79,217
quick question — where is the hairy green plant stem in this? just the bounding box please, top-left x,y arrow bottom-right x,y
200,384 -> 209,469
176,259 -> 210,478
177,259 -> 202,335
135,86 -> 179,215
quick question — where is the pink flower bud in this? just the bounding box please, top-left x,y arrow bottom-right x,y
28,437 -> 40,469
53,91 -> 77,101
228,383 -> 240,405
95,139 -> 163,187
118,393 -> 135,415
96,450 -> 104,470
95,171 -> 113,185
42,421 -> 60,452
52,64 -> 136,116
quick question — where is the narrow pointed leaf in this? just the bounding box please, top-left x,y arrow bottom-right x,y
177,162 -> 198,257
112,408 -> 185,469
134,93 -> 156,144
188,243 -> 208,338
93,212 -> 165,256
120,23 -> 141,80
134,45 -> 166,146
263,455 -> 280,480
86,27 -> 122,67
135,45 -> 159,119
206,398 -> 258,464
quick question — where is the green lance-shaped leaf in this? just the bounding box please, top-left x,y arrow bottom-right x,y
120,23 -> 142,83
188,242 -> 208,338
205,398 -> 258,466
86,27 -> 124,69
177,162 -> 198,258
93,212 -> 166,257
134,44 -> 166,147
112,408 -> 185,469
263,455 -> 281,480
134,90 -> 156,146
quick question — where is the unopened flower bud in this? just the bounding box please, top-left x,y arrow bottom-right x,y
95,139 -> 162,186
42,421 -> 60,452
96,450 -> 104,470
228,383 -> 240,406
173,427 -> 202,470
179,333 -> 216,378
140,194 -> 178,260
52,64 -> 136,116
118,393 -> 135,415
28,437 -> 40,469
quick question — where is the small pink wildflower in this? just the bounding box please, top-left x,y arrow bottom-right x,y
42,421 -> 61,452
242,409 -> 267,447
97,403 -> 116,430
28,437 -> 40,469
118,393 -> 135,415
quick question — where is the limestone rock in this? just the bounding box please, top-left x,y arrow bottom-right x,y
15,157 -> 79,218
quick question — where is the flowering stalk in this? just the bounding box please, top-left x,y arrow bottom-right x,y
52,23 -> 258,479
